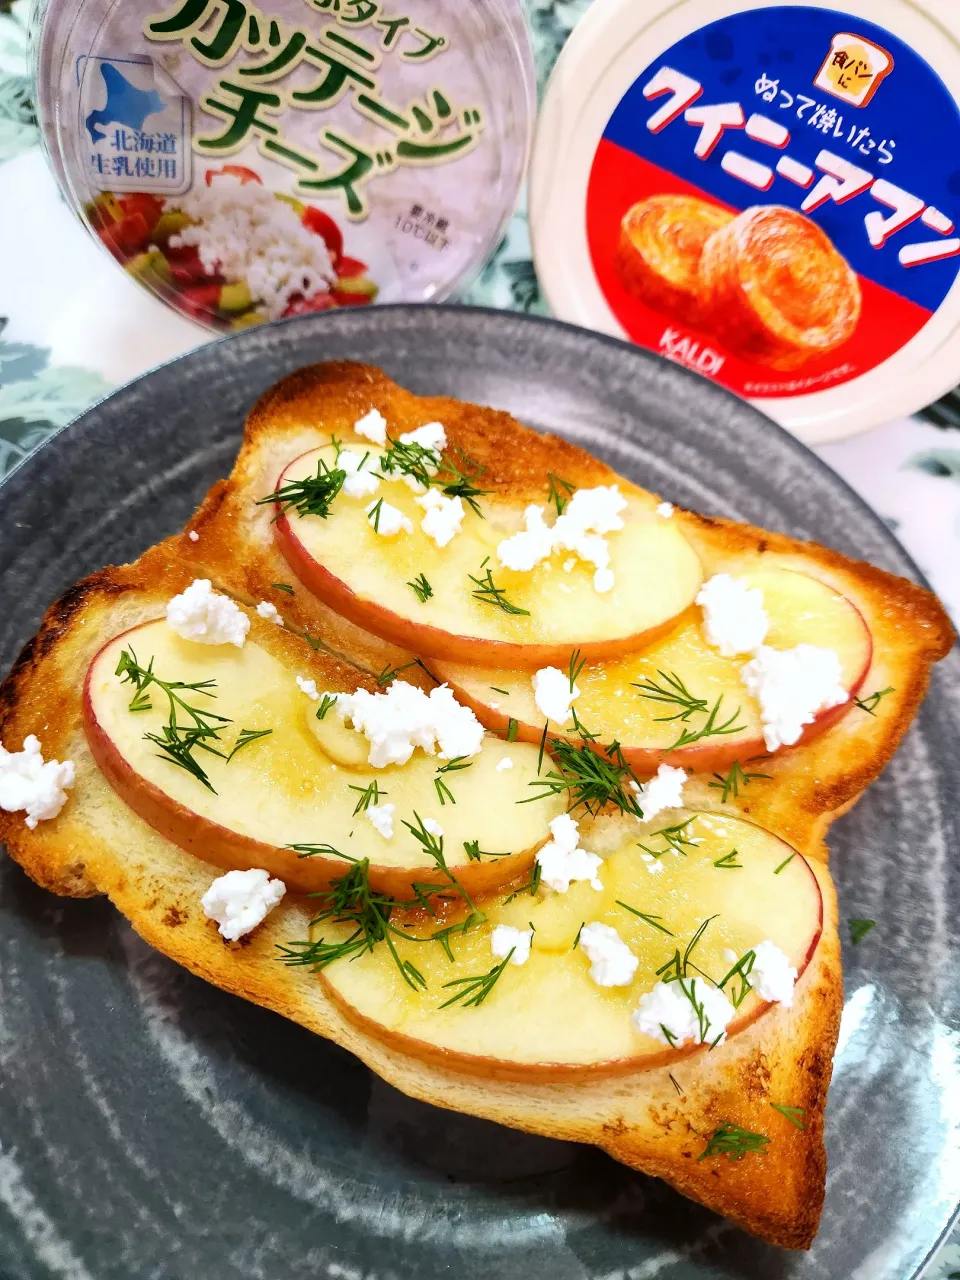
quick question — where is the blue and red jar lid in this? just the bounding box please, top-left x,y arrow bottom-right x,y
531,0 -> 960,442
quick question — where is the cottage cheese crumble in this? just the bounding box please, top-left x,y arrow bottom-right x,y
200,867 -> 286,941
536,813 -> 603,893
633,764 -> 687,824
532,666 -> 580,726
321,680 -> 484,768
366,499 -> 413,537
632,978 -> 736,1046
399,422 -> 446,453
166,579 -> 250,647
496,485 -> 628,593
748,940 -> 799,1007
741,644 -> 848,751
579,922 -> 638,987
339,448 -> 381,499
353,408 -> 388,444
256,600 -> 283,625
696,574 -> 769,657
0,735 -> 74,829
168,175 -> 335,321
366,802 -> 396,840
490,924 -> 533,966
416,489 -> 464,546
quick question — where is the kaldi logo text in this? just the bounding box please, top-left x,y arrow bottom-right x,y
659,327 -> 726,377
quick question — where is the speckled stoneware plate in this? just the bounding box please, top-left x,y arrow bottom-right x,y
0,306 -> 957,1280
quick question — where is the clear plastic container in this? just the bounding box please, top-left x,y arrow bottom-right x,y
33,0 -> 534,332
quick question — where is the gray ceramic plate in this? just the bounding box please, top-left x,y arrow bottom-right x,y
0,306 -> 957,1280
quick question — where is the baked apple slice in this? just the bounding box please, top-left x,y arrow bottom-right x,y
83,618 -> 562,897
430,569 -> 872,775
272,442 -> 703,667
315,810 -> 823,1081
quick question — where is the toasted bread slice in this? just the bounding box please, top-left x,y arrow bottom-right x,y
0,547 -> 840,1250
171,361 -> 954,852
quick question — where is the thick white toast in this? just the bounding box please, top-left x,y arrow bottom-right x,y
0,364 -> 953,1252
0,549 -> 840,1250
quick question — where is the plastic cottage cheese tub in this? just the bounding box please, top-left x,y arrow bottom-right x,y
530,0 -> 960,443
34,0 -> 534,333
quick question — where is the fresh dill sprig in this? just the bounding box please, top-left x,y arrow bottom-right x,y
503,860 -> 542,903
633,671 -> 744,749
463,839 -> 511,861
637,816 -> 700,859
667,697 -> 745,749
276,854 -> 426,992
434,756 -> 472,805
378,436 -> 442,490
402,813 -> 481,913
378,437 -> 490,515
717,949 -> 756,1008
438,448 -> 491,516
713,849 -> 742,869
506,717 -> 519,742
490,686 -> 509,696
469,563 -> 530,616
226,728 -> 273,762
633,670 -> 709,721
426,910 -> 488,962
257,457 -> 345,520
271,582 -> 295,594
616,900 -> 674,935
849,918 -> 876,945
375,659 -> 420,686
523,715 -> 644,818
698,1123 -> 770,1163
288,843 -> 345,860
856,686 -> 895,715
407,573 -> 433,603
769,1102 -> 806,1130
669,1073 -> 684,1098
653,918 -> 722,1045
439,951 -> 512,1008
546,472 -> 576,516
773,852 -> 796,875
708,760 -> 771,804
349,779 -> 387,815
316,694 -> 338,720
567,648 -> 586,693
573,922 -> 585,949
116,648 -> 234,792
367,497 -> 385,532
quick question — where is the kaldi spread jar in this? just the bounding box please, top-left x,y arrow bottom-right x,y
34,0 -> 533,331
530,0 -> 960,442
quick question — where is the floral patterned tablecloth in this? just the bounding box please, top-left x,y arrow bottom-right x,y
1,0 -> 958,1272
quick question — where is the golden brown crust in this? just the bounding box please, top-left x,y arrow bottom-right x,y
0,362 -> 951,1251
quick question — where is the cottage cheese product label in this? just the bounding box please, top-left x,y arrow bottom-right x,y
41,0 -> 531,331
585,6 -> 960,399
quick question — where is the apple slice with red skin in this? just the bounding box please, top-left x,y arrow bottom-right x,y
82,618 -> 563,898
273,443 -> 705,668
430,569 -> 873,776
319,810 -> 824,1082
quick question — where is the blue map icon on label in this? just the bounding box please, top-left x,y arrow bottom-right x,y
79,56 -> 192,196
85,64 -> 165,143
